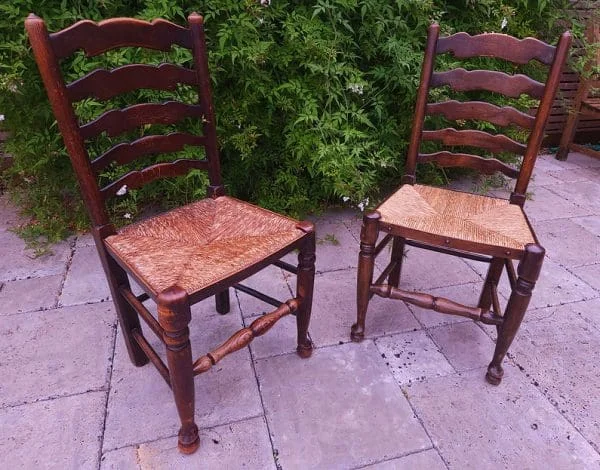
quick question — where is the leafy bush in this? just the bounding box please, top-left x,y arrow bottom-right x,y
0,0 -> 576,241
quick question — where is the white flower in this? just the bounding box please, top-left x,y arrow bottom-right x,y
501,17 -> 508,30
258,18 -> 264,25
357,197 -> 369,212
0,115 -> 4,122
123,213 -> 132,219
116,185 -> 128,196
260,0 -> 271,6
342,196 -> 350,202
348,83 -> 364,95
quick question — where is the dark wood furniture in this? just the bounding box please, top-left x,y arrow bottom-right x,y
353,25 -> 571,385
26,13 -> 315,454
557,17 -> 600,160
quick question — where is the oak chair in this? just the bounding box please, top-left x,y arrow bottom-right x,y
557,16 -> 600,160
26,13 -> 315,454
353,24 -> 571,385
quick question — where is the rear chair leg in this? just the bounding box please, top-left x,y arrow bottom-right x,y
158,286 -> 199,454
388,236 -> 405,288
215,289 -> 230,314
352,211 -> 380,342
296,224 -> 316,358
97,242 -> 148,367
478,257 -> 504,312
486,244 -> 544,385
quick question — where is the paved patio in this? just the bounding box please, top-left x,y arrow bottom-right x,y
1,151 -> 599,469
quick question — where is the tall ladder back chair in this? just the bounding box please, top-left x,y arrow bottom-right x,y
26,13 -> 316,454
353,24 -> 571,385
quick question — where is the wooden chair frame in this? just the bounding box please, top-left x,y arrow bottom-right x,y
557,16 -> 600,160
353,24 -> 571,385
26,13 -> 315,454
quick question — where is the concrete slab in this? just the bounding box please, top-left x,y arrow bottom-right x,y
571,215 -> 600,237
406,365 -> 600,469
256,341 -> 431,469
100,446 -> 140,470
529,169 -> 562,187
400,247 -> 481,290
140,417 -> 275,469
428,321 -> 496,372
59,245 -> 111,306
75,232 -> 96,248
362,449 -> 447,470
407,282 -> 483,328
247,269 -> 420,359
547,180 -> 600,214
0,391 -> 106,469
103,302 -> 263,451
0,303 -> 116,407
571,263 -> 600,292
375,330 -> 455,385
312,217 -> 360,272
524,186 -> 592,223
0,230 -> 71,282
0,274 -> 62,315
548,166 -> 600,184
234,265 -> 293,319
510,305 -> 600,451
535,219 -> 600,268
551,151 -> 600,169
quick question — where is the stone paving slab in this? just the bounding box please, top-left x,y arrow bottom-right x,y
0,230 -> 71,282
0,391 -> 106,470
535,218 -> 600,268
571,263 -> 600,292
101,416 -> 276,470
509,302 -> 600,451
405,365 -> 600,469
0,274 -> 63,315
247,269 -> 420,359
256,341 -> 431,470
524,186 -> 593,223
361,449 -> 447,470
0,303 -> 116,407
60,244 -> 111,306
547,180 -> 600,214
103,303 -> 263,451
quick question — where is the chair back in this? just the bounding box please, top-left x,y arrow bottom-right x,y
25,14 -> 222,229
403,24 -> 572,206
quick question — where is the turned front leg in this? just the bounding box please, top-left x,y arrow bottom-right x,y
486,244 -> 544,385
296,222 -> 316,358
352,211 -> 380,342
158,286 -> 199,454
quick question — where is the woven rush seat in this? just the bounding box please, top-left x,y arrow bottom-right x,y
105,196 -> 305,297
377,184 -> 536,255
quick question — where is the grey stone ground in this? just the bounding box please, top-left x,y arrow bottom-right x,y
1,152 -> 599,469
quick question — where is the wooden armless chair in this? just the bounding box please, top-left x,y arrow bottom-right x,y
557,17 -> 600,160
26,13 -> 315,454
353,24 -> 571,385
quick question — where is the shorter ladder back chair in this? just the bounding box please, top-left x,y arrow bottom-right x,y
353,24 -> 571,385
26,13 -> 316,454
557,15 -> 600,160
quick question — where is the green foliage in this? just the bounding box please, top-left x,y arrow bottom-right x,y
0,0 -> 576,240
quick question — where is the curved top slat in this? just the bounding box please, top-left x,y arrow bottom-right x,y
436,32 -> 556,65
67,63 -> 198,102
50,18 -> 193,59
417,151 -> 519,178
426,101 -> 535,129
430,69 -> 545,99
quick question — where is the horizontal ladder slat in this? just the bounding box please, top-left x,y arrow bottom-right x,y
80,101 -> 204,140
101,159 -> 209,199
67,63 -> 198,102
92,132 -> 206,172
426,101 -> 535,129
430,68 -> 545,99
422,128 -> 526,155
418,151 -> 519,178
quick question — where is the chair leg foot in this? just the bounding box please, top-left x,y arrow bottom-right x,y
296,230 -> 315,359
485,364 -> 504,385
556,147 -> 569,161
350,323 -> 365,342
178,423 -> 200,454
